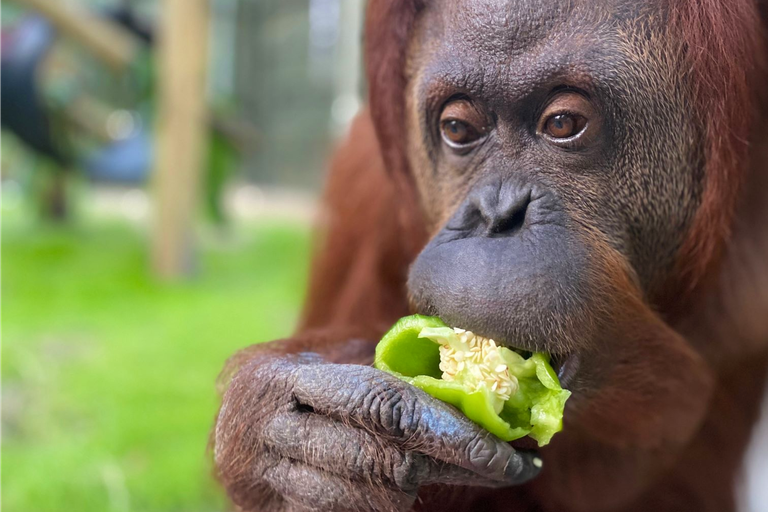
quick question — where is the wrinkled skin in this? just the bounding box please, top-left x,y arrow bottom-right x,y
406,0 -> 699,348
213,0 -> 768,511
402,0 -> 710,435
215,350 -> 540,512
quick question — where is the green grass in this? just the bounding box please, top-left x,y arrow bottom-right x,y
1,205 -> 312,512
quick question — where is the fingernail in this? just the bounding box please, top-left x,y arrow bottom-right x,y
505,452 -> 542,483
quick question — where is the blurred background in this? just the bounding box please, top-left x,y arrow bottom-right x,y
0,1 -> 766,512
1,0 -> 361,510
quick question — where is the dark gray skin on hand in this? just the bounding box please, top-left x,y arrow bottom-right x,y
212,0 -> 748,511
215,352 -> 540,512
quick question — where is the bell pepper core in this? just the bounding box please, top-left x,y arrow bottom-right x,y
374,315 -> 571,446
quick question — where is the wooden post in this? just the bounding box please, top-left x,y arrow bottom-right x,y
8,0 -> 140,72
151,0 -> 210,279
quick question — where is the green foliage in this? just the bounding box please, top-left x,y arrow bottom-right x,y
1,208 -> 312,512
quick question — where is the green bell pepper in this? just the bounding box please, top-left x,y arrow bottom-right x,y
374,315 -> 571,446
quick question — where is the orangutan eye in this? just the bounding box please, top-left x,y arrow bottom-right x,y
441,119 -> 482,145
543,113 -> 587,139
439,99 -> 489,150
538,92 -> 598,147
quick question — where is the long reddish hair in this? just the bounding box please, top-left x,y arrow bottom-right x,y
364,0 -> 425,195
670,0 -> 764,297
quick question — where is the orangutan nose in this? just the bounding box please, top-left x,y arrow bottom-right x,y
466,180 -> 532,237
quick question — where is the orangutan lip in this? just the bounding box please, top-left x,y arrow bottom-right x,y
553,352 -> 579,389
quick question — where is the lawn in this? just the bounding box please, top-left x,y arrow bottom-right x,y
1,203 -> 312,512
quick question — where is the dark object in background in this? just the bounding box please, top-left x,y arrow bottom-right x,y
103,3 -> 153,45
1,16 -> 71,167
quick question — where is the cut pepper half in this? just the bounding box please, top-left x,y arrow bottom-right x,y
374,315 -> 571,446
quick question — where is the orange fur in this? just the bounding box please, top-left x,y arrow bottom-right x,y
214,2 -> 768,510
669,0 -> 765,303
